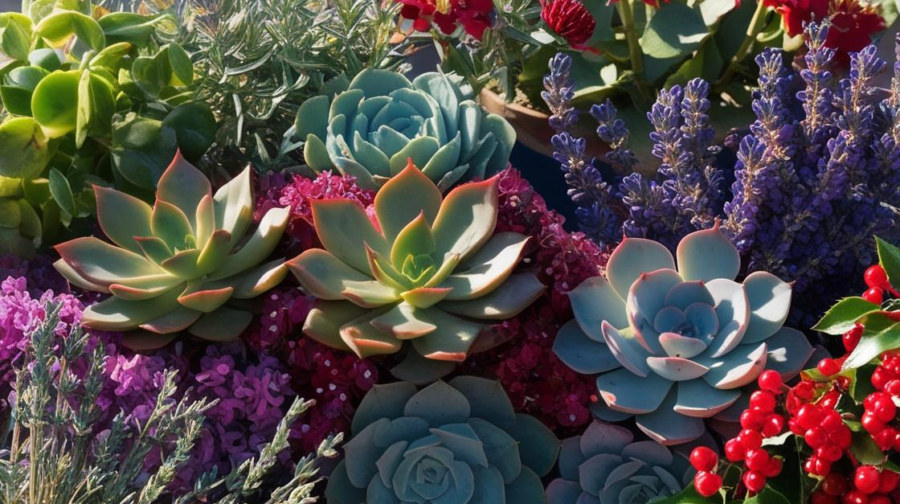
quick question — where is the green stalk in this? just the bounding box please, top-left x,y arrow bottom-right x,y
617,0 -> 650,105
715,0 -> 768,92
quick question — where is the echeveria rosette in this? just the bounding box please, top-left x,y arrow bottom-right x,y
547,422 -> 694,504
52,152 -> 290,348
297,69 -> 515,191
287,161 -> 545,382
553,225 -> 813,445
326,376 -> 560,504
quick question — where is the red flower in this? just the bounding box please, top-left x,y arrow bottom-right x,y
541,0 -> 596,48
768,0 -> 884,62
395,0 -> 494,40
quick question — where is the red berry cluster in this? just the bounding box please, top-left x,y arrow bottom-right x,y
692,371 -> 786,497
810,467 -> 900,504
862,265 -> 896,305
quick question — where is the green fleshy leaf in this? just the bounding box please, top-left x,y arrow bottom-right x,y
82,285 -> 182,331
110,113 -> 178,189
161,102 -> 217,161
188,305 -> 252,341
431,178 -> 498,261
0,14 -> 32,61
439,232 -> 531,301
48,168 -> 75,217
166,43 -> 193,85
295,94 -> 329,140
439,272 -> 543,320
31,70 -> 80,138
373,161 -> 442,242
55,236 -> 163,285
0,117 -> 52,179
288,248 -> 396,305
212,166 -> 253,239
641,2 -> 709,59
98,12 -> 160,46
507,414 -> 559,477
812,296 -> 881,335
156,151 -> 212,232
151,200 -> 194,252
302,300 -> 364,352
36,11 -> 105,51
391,213 -> 436,271
311,198 -> 390,273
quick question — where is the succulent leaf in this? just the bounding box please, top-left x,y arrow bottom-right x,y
54,154 -> 286,344
311,198 -> 389,272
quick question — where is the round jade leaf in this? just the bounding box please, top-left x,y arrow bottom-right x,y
0,117 -> 51,179
161,102 -> 216,161
31,70 -> 80,138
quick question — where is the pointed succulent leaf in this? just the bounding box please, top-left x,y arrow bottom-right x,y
448,376 -> 517,429
439,232 -> 529,300
55,237 -> 163,286
390,212 -> 436,269
391,349 -> 459,383
482,114 -> 516,176
596,367 -> 673,414
675,224 -> 740,282
302,300 -> 364,352
108,280 -> 181,301
156,151 -> 211,231
119,331 -> 178,351
569,276 -> 628,340
400,287 -> 452,308
507,414 -> 559,477
646,356 -> 709,381
94,186 -> 152,254
374,160 -> 442,242
311,198 -> 390,272
699,342 -> 768,389
340,310 -> 404,358
761,327 -> 813,379
673,379 -> 741,418
139,306 -> 202,334
82,286 -> 182,331
580,422 -> 633,458
159,249 -> 202,278
365,244 -> 411,290
295,95 -> 329,139
209,206 -> 289,279
186,306 -> 253,341
601,322 -> 652,377
369,302 -> 437,339
504,467 -> 546,504
703,278 -> 750,358
553,320 -> 621,374
213,166 -> 253,240
193,194 -> 215,248
151,200 -> 194,252
304,134 -> 332,173
404,380 -> 471,426
468,418 -> 522,483
431,178 -> 498,260
439,272 -> 544,319
134,236 -> 172,265
421,132 -> 462,181
53,259 -> 110,292
635,389 -> 706,446
410,308 -> 484,362
288,249 -> 392,302
228,259 -> 289,299
607,237 -> 676,300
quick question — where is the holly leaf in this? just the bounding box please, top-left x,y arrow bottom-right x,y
851,432 -> 886,465
843,312 -> 900,370
813,297 -> 881,335
744,487 -> 792,504
850,365 -> 877,403
877,236 -> 900,289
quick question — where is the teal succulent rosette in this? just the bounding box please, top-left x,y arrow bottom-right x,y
553,225 -> 813,445
327,377 -> 560,504
546,422 -> 694,504
296,69 -> 515,191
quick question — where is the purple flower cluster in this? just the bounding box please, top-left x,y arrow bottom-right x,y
550,23 -> 900,325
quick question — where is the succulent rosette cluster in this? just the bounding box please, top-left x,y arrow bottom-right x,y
53,153 -> 290,347
288,161 -> 544,382
547,422 -> 694,504
326,376 -> 559,504
554,225 -> 813,445
296,69 -> 515,191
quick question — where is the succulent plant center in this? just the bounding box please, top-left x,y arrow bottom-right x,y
401,253 -> 437,286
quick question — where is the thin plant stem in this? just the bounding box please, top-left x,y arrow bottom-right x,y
617,0 -> 650,105
715,0 -> 768,92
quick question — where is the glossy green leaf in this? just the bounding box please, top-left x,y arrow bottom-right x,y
812,297 -> 881,335
0,117 -> 51,179
48,168 -> 75,216
130,52 -> 171,98
1,17 -> 31,61
2,65 -> 50,115
110,112 -> 178,189
98,12 -> 159,46
89,42 -> 133,70
76,70 -> 116,147
166,43 -> 193,85
641,2 -> 709,59
843,312 -> 900,370
31,70 -> 80,138
36,11 -> 105,51
160,102 -> 216,161
877,236 -> 900,289
28,48 -> 59,71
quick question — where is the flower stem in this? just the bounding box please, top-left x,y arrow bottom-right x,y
715,0 -> 768,92
617,0 -> 650,105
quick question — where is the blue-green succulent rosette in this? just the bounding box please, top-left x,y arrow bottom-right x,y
547,422 -> 695,504
296,69 -> 515,191
327,377 -> 560,504
553,224 -> 814,445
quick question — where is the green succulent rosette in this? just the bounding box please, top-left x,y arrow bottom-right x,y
297,69 -> 515,191
546,422 -> 695,504
287,161 -> 544,382
553,225 -> 813,445
327,377 -> 560,504
53,153 -> 289,348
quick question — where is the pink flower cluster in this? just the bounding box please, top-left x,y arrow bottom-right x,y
460,168 -> 609,434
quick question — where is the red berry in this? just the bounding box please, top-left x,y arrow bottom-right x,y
805,427 -> 828,448
750,390 -> 777,412
741,409 -> 764,430
758,370 -> 783,393
743,470 -> 766,493
871,369 -> 894,391
868,495 -> 891,504
812,492 -> 840,504
862,413 -> 886,435
865,265 -> 889,289
818,358 -> 842,377
855,466 -> 881,494
864,287 -> 885,305
689,447 -> 718,472
877,470 -> 900,493
798,405 -> 824,430
805,455 -> 832,476
794,381 -> 815,400
822,412 -> 846,434
844,324 -> 864,353
739,429 -> 763,450
873,397 -> 896,422
724,438 -> 745,462
873,428 -> 897,451
886,379 -> 900,395
842,491 -> 870,504
823,474 -> 849,496
817,443 -> 843,462
762,414 -> 784,437
694,471 -> 722,498
745,448 -> 770,471
762,457 -> 783,477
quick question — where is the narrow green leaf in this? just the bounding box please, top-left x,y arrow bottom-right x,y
48,168 -> 75,216
851,431 -> 886,465
843,313 -> 900,370
877,236 -> 900,288
850,365 -> 877,403
166,43 -> 193,86
812,297 -> 881,335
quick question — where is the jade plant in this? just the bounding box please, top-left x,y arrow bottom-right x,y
553,224 -> 813,445
326,377 -> 560,504
52,152 -> 289,348
546,422 -> 694,504
296,68 -> 515,191
0,6 -> 215,253
288,161 -> 544,382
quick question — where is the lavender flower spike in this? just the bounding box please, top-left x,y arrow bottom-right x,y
542,53 -> 578,134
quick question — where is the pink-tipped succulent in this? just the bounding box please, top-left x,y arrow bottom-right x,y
553,224 -> 813,445
287,161 -> 544,382
547,422 -> 694,504
327,377 -> 560,504
53,152 -> 290,348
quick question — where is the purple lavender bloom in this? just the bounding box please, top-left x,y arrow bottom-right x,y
542,53 -> 578,134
